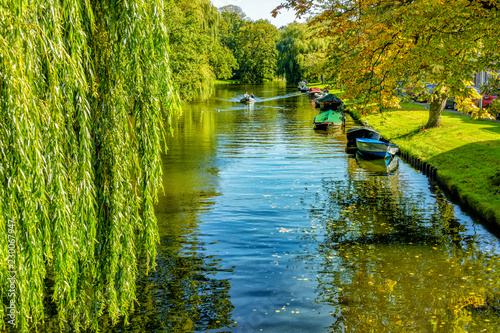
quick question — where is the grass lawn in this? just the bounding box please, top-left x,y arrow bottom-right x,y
359,104 -> 500,225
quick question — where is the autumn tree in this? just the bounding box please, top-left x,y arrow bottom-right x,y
274,0 -> 500,127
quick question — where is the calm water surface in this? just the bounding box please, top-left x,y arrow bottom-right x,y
115,82 -> 500,332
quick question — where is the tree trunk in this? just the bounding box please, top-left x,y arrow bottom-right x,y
426,92 -> 448,128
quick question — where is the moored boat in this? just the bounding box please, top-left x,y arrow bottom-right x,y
298,80 -> 309,92
346,125 -> 383,148
307,87 -> 323,98
315,93 -> 344,111
313,110 -> 345,130
356,138 -> 399,158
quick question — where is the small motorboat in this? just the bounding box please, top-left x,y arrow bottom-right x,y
313,110 -> 345,130
240,96 -> 255,104
346,125 -> 383,148
298,80 -> 309,92
356,138 -> 399,158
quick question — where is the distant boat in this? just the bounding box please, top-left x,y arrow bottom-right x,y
346,125 -> 383,148
307,87 -> 323,98
356,138 -> 399,158
315,93 -> 344,111
298,80 -> 309,92
355,151 -> 399,173
240,96 -> 255,104
313,110 -> 344,130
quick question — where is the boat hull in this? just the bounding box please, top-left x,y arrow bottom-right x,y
356,151 -> 399,173
356,138 -> 399,158
240,97 -> 255,104
346,126 -> 382,147
315,94 -> 344,111
318,101 -> 342,111
313,110 -> 344,130
307,88 -> 323,98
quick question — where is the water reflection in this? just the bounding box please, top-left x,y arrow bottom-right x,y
305,156 -> 500,332
355,151 -> 399,174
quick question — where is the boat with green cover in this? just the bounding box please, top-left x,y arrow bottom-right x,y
313,110 -> 344,130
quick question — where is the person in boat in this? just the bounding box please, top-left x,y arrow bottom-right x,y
244,91 -> 249,99
323,86 -> 329,93
250,92 -> 255,99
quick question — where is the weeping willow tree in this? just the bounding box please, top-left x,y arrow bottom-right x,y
0,0 -> 179,332
165,0 -> 231,102
276,22 -> 330,85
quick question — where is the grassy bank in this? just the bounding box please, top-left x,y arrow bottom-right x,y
215,79 -> 241,84
357,104 -> 500,226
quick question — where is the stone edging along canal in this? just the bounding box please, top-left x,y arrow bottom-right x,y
398,150 -> 499,231
345,111 -> 500,231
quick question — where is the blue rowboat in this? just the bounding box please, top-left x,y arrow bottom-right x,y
356,138 -> 399,158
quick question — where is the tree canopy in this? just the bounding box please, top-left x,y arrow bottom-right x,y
274,0 -> 500,127
234,19 -> 279,82
165,0 -> 237,101
276,22 -> 330,84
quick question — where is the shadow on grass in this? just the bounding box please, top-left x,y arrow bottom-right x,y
425,140 -> 500,233
391,128 -> 422,141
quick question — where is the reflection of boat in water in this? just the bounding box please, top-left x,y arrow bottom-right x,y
314,127 -> 343,136
356,138 -> 399,158
240,96 -> 255,104
313,110 -> 345,130
346,124 -> 383,148
356,151 -> 399,173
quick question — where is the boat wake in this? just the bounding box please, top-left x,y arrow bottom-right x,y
218,92 -> 302,104
257,92 -> 302,102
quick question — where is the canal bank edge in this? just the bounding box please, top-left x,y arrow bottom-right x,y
348,109 -> 500,231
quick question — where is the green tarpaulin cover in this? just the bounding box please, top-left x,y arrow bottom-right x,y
314,110 -> 344,126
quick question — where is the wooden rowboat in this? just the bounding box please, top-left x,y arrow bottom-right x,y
356,138 -> 399,158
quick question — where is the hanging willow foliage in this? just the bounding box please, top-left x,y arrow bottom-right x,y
0,0 -> 179,331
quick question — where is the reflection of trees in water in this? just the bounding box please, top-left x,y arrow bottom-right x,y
101,235 -> 235,332
320,177 -> 463,246
303,173 -> 500,332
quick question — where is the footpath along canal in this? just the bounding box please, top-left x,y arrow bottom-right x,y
109,82 -> 500,332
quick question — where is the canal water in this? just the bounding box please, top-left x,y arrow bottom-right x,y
113,82 -> 500,332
